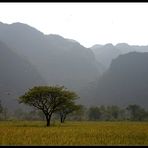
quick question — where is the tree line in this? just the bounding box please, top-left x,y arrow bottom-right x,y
0,85 -> 148,126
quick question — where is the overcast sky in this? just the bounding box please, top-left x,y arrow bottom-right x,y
0,3 -> 148,48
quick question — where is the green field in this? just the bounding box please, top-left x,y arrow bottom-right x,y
0,121 -> 148,145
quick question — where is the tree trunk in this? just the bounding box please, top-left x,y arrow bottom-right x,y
45,114 -> 51,127
47,119 -> 50,126
60,116 -> 63,123
60,112 -> 64,123
62,114 -> 66,123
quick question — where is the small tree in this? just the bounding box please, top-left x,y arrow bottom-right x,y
88,106 -> 102,121
18,85 -> 78,126
69,105 -> 86,121
106,105 -> 121,120
58,103 -> 82,123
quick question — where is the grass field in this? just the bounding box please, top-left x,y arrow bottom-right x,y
0,121 -> 148,145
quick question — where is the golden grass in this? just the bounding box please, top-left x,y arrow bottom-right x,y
0,121 -> 148,145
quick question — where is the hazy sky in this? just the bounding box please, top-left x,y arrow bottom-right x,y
0,3 -> 148,48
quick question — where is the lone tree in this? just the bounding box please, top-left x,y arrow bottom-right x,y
88,106 -> 102,121
18,85 -> 78,126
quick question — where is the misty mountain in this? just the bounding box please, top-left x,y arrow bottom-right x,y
0,40 -> 46,110
91,44 -> 103,49
1,21 -> 148,109
116,43 -> 148,53
91,43 -> 148,73
0,22 -> 102,106
91,43 -> 121,71
94,52 -> 148,108
115,43 -> 136,54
